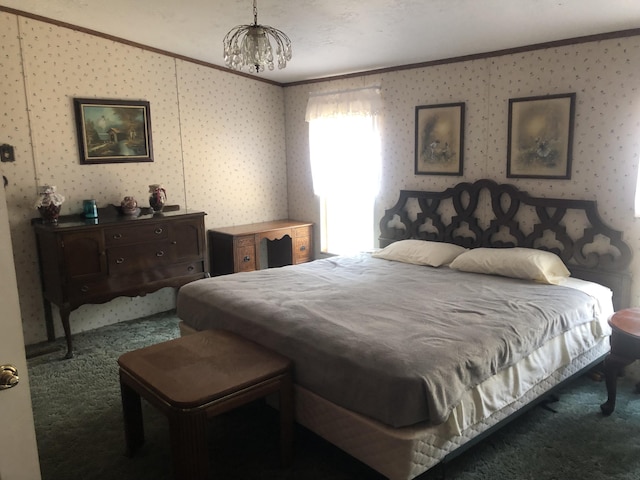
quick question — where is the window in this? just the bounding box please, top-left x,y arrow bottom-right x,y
306,87 -> 382,255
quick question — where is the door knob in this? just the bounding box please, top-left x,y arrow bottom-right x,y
0,365 -> 19,389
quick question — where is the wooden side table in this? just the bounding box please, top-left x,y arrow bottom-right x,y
208,219 -> 313,275
600,308 -> 640,415
118,329 -> 293,480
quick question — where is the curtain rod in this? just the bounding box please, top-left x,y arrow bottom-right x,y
309,85 -> 382,97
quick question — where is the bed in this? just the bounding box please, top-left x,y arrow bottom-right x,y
176,179 -> 632,480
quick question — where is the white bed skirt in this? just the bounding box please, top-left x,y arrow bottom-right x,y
179,321 -> 608,480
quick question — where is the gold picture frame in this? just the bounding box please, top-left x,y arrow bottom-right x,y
74,98 -> 153,164
415,102 -> 465,176
507,93 -> 575,179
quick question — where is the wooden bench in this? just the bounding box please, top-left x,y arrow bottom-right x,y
117,329 -> 293,480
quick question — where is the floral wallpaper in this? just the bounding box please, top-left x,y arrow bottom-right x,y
177,61 -> 288,228
0,12 -> 287,345
285,37 -> 640,305
3,7 -> 640,346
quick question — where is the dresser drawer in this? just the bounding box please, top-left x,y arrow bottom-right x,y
293,226 -> 312,238
143,261 -> 206,281
293,236 -> 312,264
66,277 -> 112,304
67,261 -> 205,304
104,223 -> 169,246
234,235 -> 255,248
107,242 -> 172,274
234,245 -> 256,272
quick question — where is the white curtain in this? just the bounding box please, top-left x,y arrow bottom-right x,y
305,86 -> 383,122
306,86 -> 382,255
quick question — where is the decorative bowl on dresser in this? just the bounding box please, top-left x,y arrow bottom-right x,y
32,205 -> 208,358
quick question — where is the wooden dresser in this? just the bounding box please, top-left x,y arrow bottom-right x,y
33,207 -> 207,358
208,219 -> 313,275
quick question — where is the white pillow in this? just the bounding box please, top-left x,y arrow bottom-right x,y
449,247 -> 570,284
372,240 -> 467,267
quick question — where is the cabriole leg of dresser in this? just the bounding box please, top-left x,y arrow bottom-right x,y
60,306 -> 74,359
43,298 -> 55,342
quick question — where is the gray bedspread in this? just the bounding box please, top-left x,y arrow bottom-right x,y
176,254 -> 598,427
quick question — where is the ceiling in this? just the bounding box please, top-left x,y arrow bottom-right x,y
1,0 -> 640,84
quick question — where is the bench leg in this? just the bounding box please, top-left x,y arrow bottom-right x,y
120,377 -> 144,456
279,372 -> 294,467
169,411 -> 209,480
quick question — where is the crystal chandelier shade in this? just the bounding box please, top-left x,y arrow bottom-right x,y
223,0 -> 292,73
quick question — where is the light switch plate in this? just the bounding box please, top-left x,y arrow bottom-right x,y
0,144 -> 15,162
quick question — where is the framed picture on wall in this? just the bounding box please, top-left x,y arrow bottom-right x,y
73,98 -> 153,164
507,93 -> 575,179
415,102 -> 465,176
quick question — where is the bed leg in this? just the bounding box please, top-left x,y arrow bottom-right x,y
416,462 -> 447,480
539,393 -> 559,413
433,461 -> 447,480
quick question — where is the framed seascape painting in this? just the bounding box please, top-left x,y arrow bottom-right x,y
415,102 -> 465,176
507,93 -> 575,179
73,98 -> 153,164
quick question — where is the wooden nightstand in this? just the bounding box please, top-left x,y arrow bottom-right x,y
600,308 -> 640,415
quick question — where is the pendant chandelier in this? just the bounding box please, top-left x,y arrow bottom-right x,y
223,0 -> 292,73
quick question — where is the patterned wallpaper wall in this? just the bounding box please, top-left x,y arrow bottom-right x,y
3,8 -> 640,346
285,36 -> 640,305
0,12 -> 287,345
177,61 -> 288,227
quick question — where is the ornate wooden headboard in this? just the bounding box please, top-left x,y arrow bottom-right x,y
379,179 -> 633,309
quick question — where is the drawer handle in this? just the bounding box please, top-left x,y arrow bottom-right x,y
113,233 -> 122,240
300,245 -> 306,251
187,265 -> 194,272
80,285 -> 89,293
156,251 -> 165,257
116,258 -> 125,264
155,228 -> 163,235
243,255 -> 251,262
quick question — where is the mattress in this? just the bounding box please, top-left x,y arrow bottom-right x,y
177,254 -> 612,429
